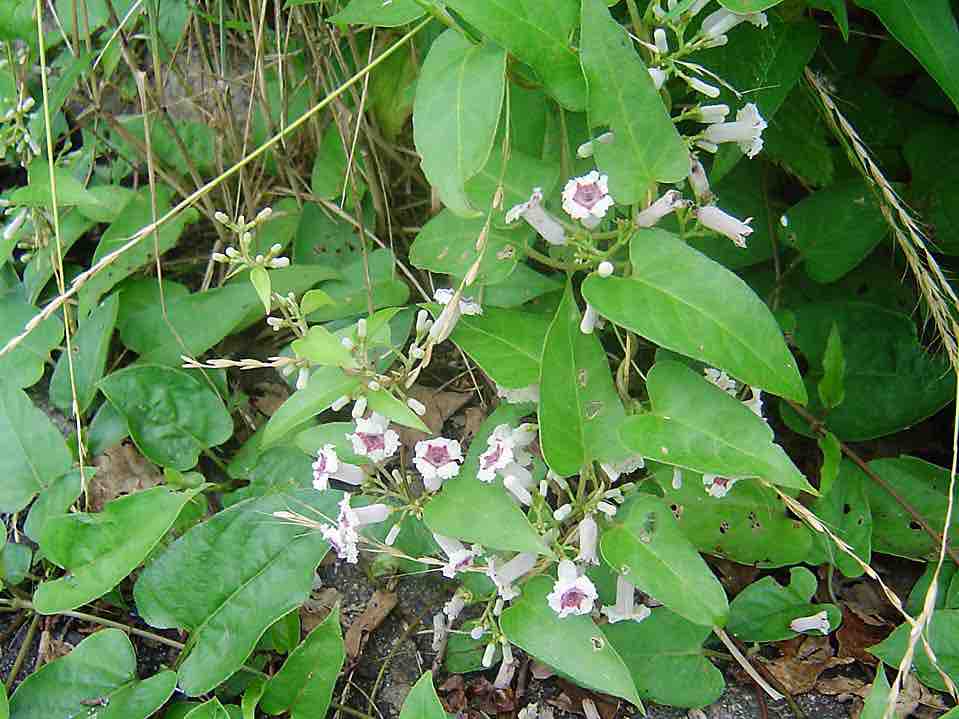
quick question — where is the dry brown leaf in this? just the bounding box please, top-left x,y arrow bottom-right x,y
711,558 -> 760,596
461,406 -> 486,441
837,607 -> 891,665
842,580 -> 893,626
760,635 -> 854,695
250,381 -> 290,417
89,442 -> 163,512
815,674 -> 866,697
344,589 -> 397,660
548,681 -> 619,719
398,386 -> 471,446
300,587 -> 340,634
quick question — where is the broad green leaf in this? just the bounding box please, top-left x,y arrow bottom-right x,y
501,575 -> 642,706
780,302 -> 954,440
620,362 -> 813,493
49,293 -> 119,414
88,400 -> 129,456
0,384 -> 73,513
580,0 -> 688,202
864,456 -> 959,560
718,0 -> 784,10
292,326 -> 357,369
9,629 -> 173,719
702,13 -> 820,181
292,203 -> 361,269
601,493 -> 729,627
304,250 -> 408,323
134,490 -> 339,696
115,116 -> 218,178
860,665 -> 893,719
24,469 -> 84,542
77,186 -> 200,316
784,180 -> 887,283
250,267 -> 272,314
100,365 -> 233,470
464,147 -> 561,213
0,0 -> 33,44
446,0 -> 586,110
444,620 -> 499,673
481,263 -> 563,308
817,431 -> 841,496
442,307 -> 549,389
870,610 -> 959,691
539,283 -> 628,476
262,367 -> 362,447
908,562 -> 958,616
410,210 -> 527,284
23,210 -> 95,303
413,30 -> 506,217
424,404 -> 549,554
582,229 -> 806,401
329,0 -> 425,26
241,680 -> 266,719
11,160 -> 108,214
0,291 -> 64,389
0,543 -> 32,586
366,389 -> 429,432
727,567 -> 841,642
652,467 -> 813,567
368,41 -> 418,141
261,607 -> 345,718
399,672 -> 447,719
33,486 -> 200,613
763,86 -> 836,187
806,460 -> 871,577
603,608 -> 725,708
818,322 -> 846,409
905,124 -> 959,255
310,124 -> 367,210
184,699 -> 232,719
853,0 -> 959,112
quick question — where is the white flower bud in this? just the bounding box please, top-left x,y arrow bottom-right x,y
470,626 -> 485,640
654,28 -> 669,54
296,368 -> 309,390
416,309 -> 429,333
580,304 -> 599,334
331,395 -> 350,411
256,207 -> 273,222
406,397 -> 427,416
367,380 -> 381,392
649,67 -> 667,90
211,252 -> 228,263
266,316 -> 283,330
553,504 -> 573,521
225,246 -> 239,258
780,214 -> 789,228
340,337 -> 354,350
357,318 -> 367,338
385,524 -> 401,546
687,76 -> 721,98
3,209 -> 27,241
351,397 -> 368,419
269,257 -> 290,268
410,345 -> 425,359
597,261 -> 614,278
493,598 -> 504,616
597,501 -> 618,517
539,480 -> 548,497
214,211 -> 230,224
482,642 -> 497,668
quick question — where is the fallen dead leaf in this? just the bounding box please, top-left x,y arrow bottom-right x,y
344,589 -> 397,660
89,442 -> 163,512
837,606 -> 891,665
760,635 -> 854,695
842,579 -> 893,626
461,406 -> 486,441
300,587 -> 340,634
530,660 -> 555,680
250,381 -> 290,417
398,386 -> 471,446
467,676 -> 515,715
711,558 -> 760,596
548,681 -> 620,719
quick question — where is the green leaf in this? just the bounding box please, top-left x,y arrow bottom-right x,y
446,0 -> 586,110
652,467 -> 813,567
250,266 -> 272,315
134,490 -> 339,696
818,322 -> 846,409
908,561 -> 958,616
23,210 -> 95,303
539,283 -> 627,476
412,30 -> 506,217
0,543 -> 32,586
481,263 -> 563,308
99,365 -> 233,471
410,210 -> 527,285
300,289 -> 333,315
582,229 -> 806,401
601,493 -> 729,627
304,250 -> 409,323
366,389 -> 429,432
0,383 -> 73,513
50,293 -> 119,414
261,606 -> 345,718
904,124 -> 959,255
77,186 -> 200,316
424,403 -> 549,554
501,575 -> 642,706
262,367 -> 363,448
718,0 -> 784,11
727,567 -> 841,642
620,362 -> 813,493
11,160 -> 109,214
24,469 -> 83,542
292,326 -> 358,370
9,629 -> 174,719
114,116 -> 218,178
579,0 -> 688,203
817,431 -> 841,496
0,291 -> 64,389
763,86 -> 836,187
780,302 -> 954,440
864,456 -> 959,560
329,0 -> 425,26
399,672 -> 447,719
310,124 -> 367,210
853,0 -> 959,112
33,486 -> 199,613
0,0 -> 33,44
184,699 -> 232,719
603,608 -> 725,708
860,665 -> 893,719
465,146 -> 561,213
870,610 -> 959,692
241,680 -> 266,719
784,180 -> 887,283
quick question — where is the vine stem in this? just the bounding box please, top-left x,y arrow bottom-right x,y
5,614 -> 39,690
712,625 -> 784,702
785,400 -> 959,566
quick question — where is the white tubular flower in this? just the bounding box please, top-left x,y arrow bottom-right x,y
505,188 -> 567,246
477,425 -> 516,483
482,642 -> 497,668
790,610 -> 831,636
407,397 -> 427,416
347,413 -> 400,463
444,592 -> 466,622
653,28 -> 669,54
416,309 -> 430,333
553,503 -> 572,522
503,464 -> 535,506
602,574 -> 653,624
703,474 -> 740,498
351,397 -> 368,419
701,8 -> 767,38
695,103 -> 730,124
487,553 -> 537,601
635,189 -> 688,228
704,367 -> 738,395
432,613 -> 448,651
671,467 -> 684,490
601,455 -> 646,483
496,383 -> 540,405
596,501 -> 617,518
434,287 -> 482,316
744,386 -> 764,419
649,67 -> 667,90
331,395 -> 350,412
576,131 -> 615,159
493,655 -> 517,689
576,516 -> 600,565
687,76 -> 721,98
320,494 -> 389,563
547,560 -> 598,618
385,523 -> 401,546
312,444 -> 364,491
561,171 -> 615,229
414,437 -> 463,491
580,303 -> 599,335
695,205 -> 753,248
3,208 -> 27,241
703,103 -> 767,159
688,158 -> 711,202
433,533 -> 478,578
597,261 -> 614,278
687,0 -> 711,17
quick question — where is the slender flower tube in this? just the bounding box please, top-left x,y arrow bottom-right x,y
487,553 -> 537,601
790,610 -> 831,636
635,189 -> 688,228
703,103 -> 767,158
576,516 -> 600,565
505,188 -> 567,246
602,575 -> 653,624
695,205 -> 753,247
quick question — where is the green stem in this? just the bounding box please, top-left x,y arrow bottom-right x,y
524,245 -> 583,272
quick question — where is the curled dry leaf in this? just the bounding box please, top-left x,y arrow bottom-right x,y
836,607 -> 890,665
398,386 -> 471,447
344,589 -> 398,660
89,442 -> 163,512
759,635 -> 854,695
299,586 -> 341,634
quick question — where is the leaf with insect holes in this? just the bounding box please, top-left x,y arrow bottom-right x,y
805,460 -> 871,578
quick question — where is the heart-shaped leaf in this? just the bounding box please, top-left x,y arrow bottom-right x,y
399,672 -> 447,719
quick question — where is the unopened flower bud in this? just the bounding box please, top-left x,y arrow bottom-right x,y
553,504 -> 573,521
410,345 -> 425,359
357,318 -> 367,338
214,211 -> 230,224
269,257 -> 290,268
296,367 -> 309,390
482,642 -> 496,668
407,397 -> 427,416
470,626 -> 485,640
332,395 -> 350,411
211,252 -> 228,263
654,28 -> 669,54
225,246 -> 239,258
351,397 -> 368,419
687,76 -> 721,98
649,67 -> 667,90
385,524 -> 401,546
341,337 -> 354,350
597,261 -> 614,278
256,207 -> 273,222
367,380 -> 381,392
416,309 -> 429,333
